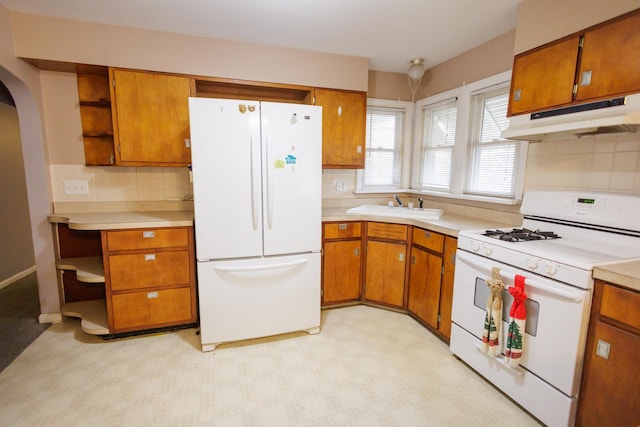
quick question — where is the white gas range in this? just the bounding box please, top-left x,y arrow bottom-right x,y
450,190 -> 640,427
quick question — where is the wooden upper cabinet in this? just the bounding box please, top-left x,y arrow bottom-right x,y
508,35 -> 581,116
315,88 -> 366,169
576,11 -> 640,102
110,68 -> 194,166
508,9 -> 640,117
77,65 -> 116,166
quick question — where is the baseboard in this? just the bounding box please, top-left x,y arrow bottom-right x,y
0,266 -> 36,290
39,312 -> 63,324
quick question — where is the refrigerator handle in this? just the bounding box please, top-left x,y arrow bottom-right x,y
214,258 -> 308,272
266,133 -> 274,230
250,133 -> 260,231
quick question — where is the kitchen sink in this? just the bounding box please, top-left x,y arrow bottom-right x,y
346,204 -> 444,221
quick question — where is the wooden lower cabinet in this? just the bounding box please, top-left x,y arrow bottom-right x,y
102,226 -> 197,334
363,223 -> 408,308
321,220 -> 457,342
406,228 -> 457,342
438,236 -> 457,341
322,221 -> 362,305
576,280 -> 640,426
407,245 -> 443,329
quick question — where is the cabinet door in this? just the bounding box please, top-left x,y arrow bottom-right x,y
322,240 -> 362,304
576,11 -> 640,102
111,69 -> 193,165
315,89 -> 366,169
364,240 -> 406,307
407,246 -> 443,328
578,321 -> 640,427
438,236 -> 457,341
508,35 -> 581,116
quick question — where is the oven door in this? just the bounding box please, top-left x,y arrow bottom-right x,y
451,249 -> 592,397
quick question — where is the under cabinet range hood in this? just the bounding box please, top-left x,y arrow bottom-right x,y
502,93 -> 640,141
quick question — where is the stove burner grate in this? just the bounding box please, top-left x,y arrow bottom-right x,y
483,228 -> 561,242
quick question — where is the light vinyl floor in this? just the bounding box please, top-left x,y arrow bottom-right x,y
0,305 -> 540,426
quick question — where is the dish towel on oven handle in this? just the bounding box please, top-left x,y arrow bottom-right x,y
482,267 -> 504,357
505,274 -> 527,368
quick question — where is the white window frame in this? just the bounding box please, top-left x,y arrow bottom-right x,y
411,70 -> 527,204
464,84 -> 525,199
356,98 -> 413,193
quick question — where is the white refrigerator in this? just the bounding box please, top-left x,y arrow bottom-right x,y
188,97 -> 322,351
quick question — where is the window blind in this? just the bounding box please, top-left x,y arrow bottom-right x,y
358,107 -> 404,190
420,100 -> 457,191
465,87 -> 523,198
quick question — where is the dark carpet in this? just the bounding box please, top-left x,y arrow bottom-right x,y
0,272 -> 49,373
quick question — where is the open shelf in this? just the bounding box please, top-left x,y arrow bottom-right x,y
56,256 -> 105,283
62,299 -> 109,335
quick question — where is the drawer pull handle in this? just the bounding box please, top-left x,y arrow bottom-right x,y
423,231 -> 431,239
147,291 -> 159,299
144,254 -> 156,261
339,223 -> 347,230
143,231 -> 155,238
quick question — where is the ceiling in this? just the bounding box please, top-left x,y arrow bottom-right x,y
0,0 -> 522,73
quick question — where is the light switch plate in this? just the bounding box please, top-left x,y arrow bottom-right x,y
63,180 -> 89,195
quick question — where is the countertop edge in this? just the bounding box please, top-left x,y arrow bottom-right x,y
322,209 -> 519,238
593,261 -> 640,293
48,211 -> 194,231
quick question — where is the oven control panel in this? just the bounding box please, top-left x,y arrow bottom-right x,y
567,196 -> 606,211
522,191 -> 640,232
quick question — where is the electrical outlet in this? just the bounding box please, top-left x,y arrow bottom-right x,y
335,179 -> 347,192
63,180 -> 89,195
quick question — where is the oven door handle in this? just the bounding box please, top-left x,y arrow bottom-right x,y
456,250 -> 584,303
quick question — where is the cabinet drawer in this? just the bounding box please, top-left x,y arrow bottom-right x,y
106,228 -> 189,251
412,227 -> 445,254
367,222 -> 407,241
601,284 -> 640,330
324,222 -> 362,240
111,287 -> 193,331
109,250 -> 191,291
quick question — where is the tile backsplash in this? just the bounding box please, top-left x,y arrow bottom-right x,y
50,164 -> 193,202
51,133 -> 640,205
524,133 -> 640,193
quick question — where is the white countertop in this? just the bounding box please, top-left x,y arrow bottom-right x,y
48,210 -> 194,231
322,207 -> 518,237
593,260 -> 640,292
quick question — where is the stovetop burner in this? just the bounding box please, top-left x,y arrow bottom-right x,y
483,228 -> 561,242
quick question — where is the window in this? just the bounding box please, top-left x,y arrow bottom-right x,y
465,86 -> 524,199
411,71 -> 527,203
356,99 -> 413,192
418,99 -> 457,191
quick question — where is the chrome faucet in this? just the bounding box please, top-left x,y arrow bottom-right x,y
394,194 -> 403,207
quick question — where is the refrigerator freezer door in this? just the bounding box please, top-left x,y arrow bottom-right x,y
189,97 -> 263,260
198,253 -> 321,351
260,102 -> 322,256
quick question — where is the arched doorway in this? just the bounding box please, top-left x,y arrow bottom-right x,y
0,66 -> 60,327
